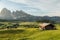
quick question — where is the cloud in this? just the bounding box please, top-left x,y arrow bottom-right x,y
8,0 -> 28,4
8,0 -> 60,11
0,0 -> 60,16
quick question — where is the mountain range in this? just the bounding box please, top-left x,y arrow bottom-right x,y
0,8 -> 60,22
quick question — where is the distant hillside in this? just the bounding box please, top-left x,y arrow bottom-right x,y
0,8 -> 60,22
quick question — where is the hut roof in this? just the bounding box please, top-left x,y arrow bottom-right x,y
39,23 -> 51,27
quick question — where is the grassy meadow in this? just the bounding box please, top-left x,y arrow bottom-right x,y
0,22 -> 60,40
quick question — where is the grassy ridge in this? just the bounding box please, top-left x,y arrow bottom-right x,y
0,22 -> 60,40
0,28 -> 60,40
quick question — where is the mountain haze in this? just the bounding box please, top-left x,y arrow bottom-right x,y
0,8 -> 60,22
0,8 -> 13,19
0,8 -> 37,21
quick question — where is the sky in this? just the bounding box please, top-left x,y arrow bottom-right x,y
0,0 -> 60,16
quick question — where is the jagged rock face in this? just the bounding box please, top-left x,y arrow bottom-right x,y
0,8 -> 13,19
0,8 -> 60,22
12,10 -> 31,19
0,8 -> 33,20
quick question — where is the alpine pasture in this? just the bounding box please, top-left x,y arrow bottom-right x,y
0,22 -> 59,40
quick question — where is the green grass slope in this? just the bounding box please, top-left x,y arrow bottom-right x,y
0,28 -> 60,40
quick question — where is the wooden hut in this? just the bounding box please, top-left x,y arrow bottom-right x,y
39,23 -> 56,30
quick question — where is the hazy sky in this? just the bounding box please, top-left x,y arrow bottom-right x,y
0,0 -> 60,16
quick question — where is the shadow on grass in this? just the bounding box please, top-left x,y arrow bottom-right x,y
0,29 -> 25,34
19,37 -> 31,40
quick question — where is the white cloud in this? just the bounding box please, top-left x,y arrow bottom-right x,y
0,2 -> 6,12
9,0 -> 60,11
0,0 -> 60,16
40,13 -> 60,17
8,0 -> 28,4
